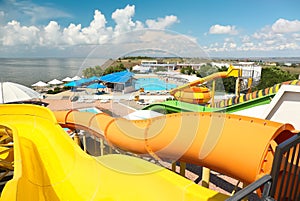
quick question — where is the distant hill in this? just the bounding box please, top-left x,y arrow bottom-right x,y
101,59 -> 115,69
102,59 -> 140,69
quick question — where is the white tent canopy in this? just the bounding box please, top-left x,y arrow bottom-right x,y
48,79 -> 63,85
62,77 -> 73,82
31,81 -> 49,87
123,110 -> 163,120
72,76 -> 81,81
0,82 -> 41,103
132,65 -> 150,72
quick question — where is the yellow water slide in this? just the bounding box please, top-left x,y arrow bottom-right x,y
170,65 -> 241,104
54,109 -> 296,185
0,104 -> 229,201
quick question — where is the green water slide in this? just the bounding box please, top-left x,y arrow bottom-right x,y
142,95 -> 272,114
143,80 -> 300,114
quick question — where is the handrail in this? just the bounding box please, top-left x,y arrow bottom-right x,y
226,175 -> 273,201
270,133 -> 300,201
227,133 -> 299,201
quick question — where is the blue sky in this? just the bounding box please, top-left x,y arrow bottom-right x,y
0,0 -> 300,58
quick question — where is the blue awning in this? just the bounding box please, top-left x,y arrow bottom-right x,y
86,76 -> 100,82
87,83 -> 106,89
64,80 -> 82,87
99,71 -> 134,83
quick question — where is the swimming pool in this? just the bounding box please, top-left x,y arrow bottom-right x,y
135,78 -> 177,91
78,107 -> 102,114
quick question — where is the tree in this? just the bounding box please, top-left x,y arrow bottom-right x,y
213,66 -> 236,93
196,63 -> 218,77
83,65 -> 103,77
103,63 -> 126,75
180,66 -> 195,75
83,63 -> 127,77
213,66 -> 298,93
255,67 -> 298,90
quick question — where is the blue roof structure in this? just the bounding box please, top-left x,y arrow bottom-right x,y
64,80 -> 82,87
99,70 -> 134,83
86,76 -> 100,82
87,83 -> 106,89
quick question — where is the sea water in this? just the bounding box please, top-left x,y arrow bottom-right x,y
0,58 -> 105,86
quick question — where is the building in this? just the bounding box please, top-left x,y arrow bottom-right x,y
100,70 -> 135,94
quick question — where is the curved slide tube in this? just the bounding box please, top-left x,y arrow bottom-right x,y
54,109 -> 296,184
144,80 -> 300,114
0,104 -> 229,201
172,87 -> 212,104
169,65 -> 240,96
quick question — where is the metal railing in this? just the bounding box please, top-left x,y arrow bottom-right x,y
270,133 -> 300,201
228,133 -> 300,201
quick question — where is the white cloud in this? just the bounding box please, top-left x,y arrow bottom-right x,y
86,29 -> 206,59
229,42 -> 237,48
276,43 -> 298,50
272,18 -> 300,33
1,3 -> 299,57
1,0 -> 72,25
248,18 -> 300,53
0,5 -> 179,47
203,19 -> 300,57
264,40 -> 276,45
90,10 -> 107,30
63,23 -> 86,45
2,20 -> 39,46
0,4 -> 184,57
81,10 -> 112,44
146,15 -> 179,29
209,24 -> 238,35
241,35 -> 251,43
112,5 -> 137,36
293,33 -> 300,41
41,21 -> 62,46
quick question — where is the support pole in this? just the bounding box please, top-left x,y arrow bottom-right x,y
73,132 -> 81,147
171,161 -> 176,172
211,80 -> 216,107
100,138 -> 104,156
235,77 -> 241,96
82,133 -> 87,152
94,135 -> 98,155
201,167 -> 210,188
179,162 -> 186,177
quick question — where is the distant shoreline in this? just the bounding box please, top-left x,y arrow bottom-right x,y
1,56 -> 300,63
1,57 -> 300,87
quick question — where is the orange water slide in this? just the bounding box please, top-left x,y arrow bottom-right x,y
1,104 -> 232,201
169,65 -> 241,103
170,65 -> 241,95
54,110 -> 296,184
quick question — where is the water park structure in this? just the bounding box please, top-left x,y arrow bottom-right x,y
169,65 -> 241,104
144,75 -> 300,115
0,66 -> 299,200
0,101 -> 298,200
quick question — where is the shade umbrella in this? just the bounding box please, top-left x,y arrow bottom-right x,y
76,78 -> 90,85
48,79 -> 63,85
72,76 -> 81,81
64,81 -> 82,87
31,81 -> 49,87
86,76 -> 100,82
0,82 -> 41,104
62,77 -> 73,82
87,83 -> 106,89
